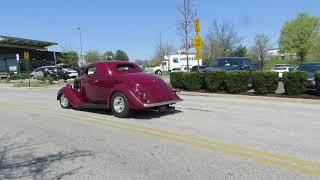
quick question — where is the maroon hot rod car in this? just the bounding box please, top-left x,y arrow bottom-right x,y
57,61 -> 182,117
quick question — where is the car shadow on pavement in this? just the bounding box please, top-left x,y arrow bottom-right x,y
0,134 -> 94,180
130,109 -> 182,120
76,108 -> 182,120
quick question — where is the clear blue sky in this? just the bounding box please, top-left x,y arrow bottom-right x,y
0,0 -> 319,60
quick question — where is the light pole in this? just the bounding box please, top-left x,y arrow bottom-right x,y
77,27 -> 83,67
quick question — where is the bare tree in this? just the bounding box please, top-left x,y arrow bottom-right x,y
205,20 -> 241,58
152,34 -> 176,65
177,0 -> 197,71
252,33 -> 271,68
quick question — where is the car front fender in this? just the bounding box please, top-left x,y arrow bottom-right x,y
57,85 -> 83,108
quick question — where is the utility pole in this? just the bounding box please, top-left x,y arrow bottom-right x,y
53,51 -> 58,81
77,27 -> 83,67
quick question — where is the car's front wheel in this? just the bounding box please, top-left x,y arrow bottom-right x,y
111,92 -> 130,118
60,94 -> 71,109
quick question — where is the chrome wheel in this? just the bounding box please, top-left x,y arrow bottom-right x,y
111,92 -> 130,118
113,96 -> 125,113
60,94 -> 69,108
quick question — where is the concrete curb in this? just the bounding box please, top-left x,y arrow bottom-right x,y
178,91 -> 320,105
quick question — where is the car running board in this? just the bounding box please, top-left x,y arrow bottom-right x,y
78,103 -> 107,109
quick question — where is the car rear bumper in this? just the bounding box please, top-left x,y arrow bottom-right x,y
143,99 -> 183,108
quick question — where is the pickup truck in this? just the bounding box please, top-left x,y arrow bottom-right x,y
203,57 -> 257,72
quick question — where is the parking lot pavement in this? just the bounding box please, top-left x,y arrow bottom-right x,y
1,87 -> 320,179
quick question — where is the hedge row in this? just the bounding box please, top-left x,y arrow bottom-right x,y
10,73 -> 29,80
224,71 -> 250,94
170,71 -> 308,95
170,72 -> 184,89
315,71 -> 320,95
283,71 -> 308,95
252,72 -> 279,94
205,71 -> 225,92
171,71 -> 251,94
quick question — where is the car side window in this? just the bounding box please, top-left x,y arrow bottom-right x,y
87,67 -> 97,75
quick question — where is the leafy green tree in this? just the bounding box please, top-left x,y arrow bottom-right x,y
58,50 -> 79,66
279,13 -> 320,62
115,50 -> 129,61
310,33 -> 320,58
232,45 -> 247,57
104,51 -> 114,60
85,50 -> 102,63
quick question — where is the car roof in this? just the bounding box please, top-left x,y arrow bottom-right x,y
87,61 -> 136,67
85,61 -> 141,75
217,57 -> 251,60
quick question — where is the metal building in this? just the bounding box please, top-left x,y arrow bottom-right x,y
0,35 -> 58,73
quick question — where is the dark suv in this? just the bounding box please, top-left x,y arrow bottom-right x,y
203,57 -> 257,72
294,62 -> 320,88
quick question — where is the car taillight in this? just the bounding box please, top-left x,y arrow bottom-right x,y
133,85 -> 149,103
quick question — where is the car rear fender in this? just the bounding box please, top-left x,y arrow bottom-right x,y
109,84 -> 144,110
57,85 -> 83,108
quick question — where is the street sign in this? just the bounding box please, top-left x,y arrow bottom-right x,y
194,19 -> 200,33
24,52 -> 30,60
192,34 -> 203,51
193,19 -> 203,61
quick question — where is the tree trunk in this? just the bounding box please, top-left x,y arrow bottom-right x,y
298,51 -> 306,64
186,51 -> 189,72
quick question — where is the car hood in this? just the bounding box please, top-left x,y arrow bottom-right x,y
119,73 -> 176,103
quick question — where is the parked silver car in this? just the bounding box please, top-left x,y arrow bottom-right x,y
30,66 -> 53,79
271,64 -> 292,78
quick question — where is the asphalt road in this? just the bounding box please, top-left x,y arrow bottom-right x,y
0,87 -> 320,179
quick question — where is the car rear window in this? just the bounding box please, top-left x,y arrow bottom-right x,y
117,64 -> 136,71
114,64 -> 142,74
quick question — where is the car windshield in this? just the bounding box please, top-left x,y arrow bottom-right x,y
211,58 -> 241,68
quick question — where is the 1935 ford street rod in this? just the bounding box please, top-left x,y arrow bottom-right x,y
57,61 -> 182,118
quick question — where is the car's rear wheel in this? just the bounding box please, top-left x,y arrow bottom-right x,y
60,94 -> 71,109
111,92 -> 130,118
